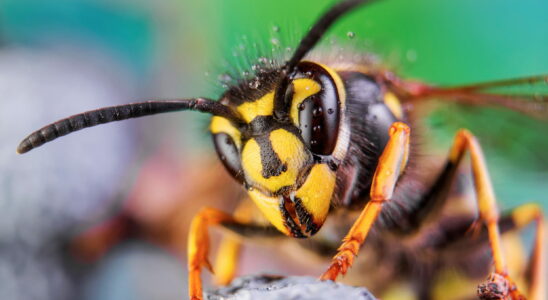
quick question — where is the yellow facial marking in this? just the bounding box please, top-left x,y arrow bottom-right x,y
384,92 -> 403,119
247,189 -> 289,235
236,92 -> 274,123
210,116 -> 241,148
289,78 -> 322,125
295,164 -> 336,225
241,129 -> 307,193
269,128 -> 307,173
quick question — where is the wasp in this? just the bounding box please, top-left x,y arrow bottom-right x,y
17,0 -> 547,299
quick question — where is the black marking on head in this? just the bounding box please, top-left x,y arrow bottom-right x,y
245,116 -> 304,139
293,197 -> 320,236
243,115 -> 309,180
247,116 -> 279,137
255,134 -> 287,179
277,81 -> 295,123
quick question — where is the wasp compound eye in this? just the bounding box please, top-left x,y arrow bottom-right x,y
213,133 -> 244,183
294,62 -> 340,155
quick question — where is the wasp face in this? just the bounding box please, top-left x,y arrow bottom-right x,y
211,62 -> 349,238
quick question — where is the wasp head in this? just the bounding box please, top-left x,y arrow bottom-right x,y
211,62 -> 349,238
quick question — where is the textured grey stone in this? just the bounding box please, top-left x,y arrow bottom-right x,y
207,275 -> 376,300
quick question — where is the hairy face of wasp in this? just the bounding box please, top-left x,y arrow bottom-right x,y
211,61 -> 348,237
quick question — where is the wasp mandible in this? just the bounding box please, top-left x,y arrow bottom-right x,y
17,0 -> 546,299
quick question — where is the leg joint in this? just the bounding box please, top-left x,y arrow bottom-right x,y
195,206 -> 231,224
512,203 -> 543,228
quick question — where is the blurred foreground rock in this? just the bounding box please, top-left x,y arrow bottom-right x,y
207,275 -> 376,300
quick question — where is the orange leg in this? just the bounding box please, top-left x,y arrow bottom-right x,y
213,235 -> 241,285
447,129 -> 528,300
510,204 -> 545,300
187,206 -> 281,300
187,207 -> 232,300
213,200 -> 258,285
320,122 -> 410,281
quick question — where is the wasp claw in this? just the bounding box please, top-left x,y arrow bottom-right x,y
477,273 -> 510,300
320,249 -> 356,281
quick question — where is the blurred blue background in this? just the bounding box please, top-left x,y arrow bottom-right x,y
0,1 -> 546,299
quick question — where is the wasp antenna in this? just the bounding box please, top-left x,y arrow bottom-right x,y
17,98 -> 242,154
286,0 -> 372,73
274,0 -> 374,118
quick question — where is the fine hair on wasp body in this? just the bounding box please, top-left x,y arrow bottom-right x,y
16,0 -> 547,299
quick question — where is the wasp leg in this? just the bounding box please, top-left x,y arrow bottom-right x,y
474,204 -> 546,300
510,204 -> 545,300
213,199 -> 259,285
320,122 -> 410,281
444,129 -> 527,300
417,211 -> 539,300
187,207 -> 282,300
213,235 -> 241,286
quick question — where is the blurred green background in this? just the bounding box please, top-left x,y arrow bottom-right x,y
0,0 -> 547,299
